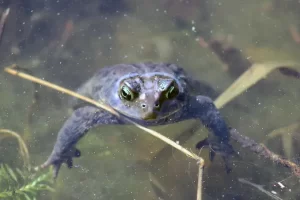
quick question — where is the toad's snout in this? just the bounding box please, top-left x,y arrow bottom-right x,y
140,102 -> 160,120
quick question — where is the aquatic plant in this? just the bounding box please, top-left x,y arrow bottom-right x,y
0,164 -> 54,200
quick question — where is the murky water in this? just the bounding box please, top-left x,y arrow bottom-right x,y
0,0 -> 300,199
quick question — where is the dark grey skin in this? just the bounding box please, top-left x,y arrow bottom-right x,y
40,62 -> 234,178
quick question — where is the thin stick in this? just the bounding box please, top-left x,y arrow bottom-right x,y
196,159 -> 204,200
4,65 -> 202,161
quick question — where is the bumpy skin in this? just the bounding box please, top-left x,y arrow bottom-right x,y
41,62 -> 234,178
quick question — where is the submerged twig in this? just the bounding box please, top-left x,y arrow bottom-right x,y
278,67 -> 300,79
0,8 -> 9,45
208,39 -> 252,77
230,128 -> 300,178
238,178 -> 283,200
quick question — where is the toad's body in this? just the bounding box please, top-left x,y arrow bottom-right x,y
41,62 -> 234,178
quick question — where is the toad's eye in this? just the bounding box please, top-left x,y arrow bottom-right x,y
165,84 -> 179,99
120,85 -> 136,101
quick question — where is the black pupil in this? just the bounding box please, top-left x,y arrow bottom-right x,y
167,85 -> 178,99
121,86 -> 133,100
122,90 -> 128,97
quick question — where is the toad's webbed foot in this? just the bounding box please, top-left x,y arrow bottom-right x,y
196,138 -> 236,173
41,148 -> 81,179
186,95 -> 235,171
40,106 -> 122,179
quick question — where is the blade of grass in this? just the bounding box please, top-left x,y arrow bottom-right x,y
0,129 -> 30,168
264,122 -> 300,159
265,123 -> 300,140
214,62 -> 300,108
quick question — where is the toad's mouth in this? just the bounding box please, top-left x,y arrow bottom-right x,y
141,112 -> 158,120
117,108 -> 181,122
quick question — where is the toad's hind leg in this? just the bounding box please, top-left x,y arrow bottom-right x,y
40,106 -> 122,179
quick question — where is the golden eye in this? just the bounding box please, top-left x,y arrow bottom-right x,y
120,85 -> 136,101
165,85 -> 179,99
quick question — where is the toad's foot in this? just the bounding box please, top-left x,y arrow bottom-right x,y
40,148 -> 81,179
196,138 -> 236,173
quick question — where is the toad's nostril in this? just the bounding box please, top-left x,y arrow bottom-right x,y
154,103 -> 160,108
141,103 -> 146,108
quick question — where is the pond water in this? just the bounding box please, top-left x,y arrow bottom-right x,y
0,0 -> 300,199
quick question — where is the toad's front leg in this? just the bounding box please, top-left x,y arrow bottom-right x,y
186,95 -> 235,170
40,106 -> 122,179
